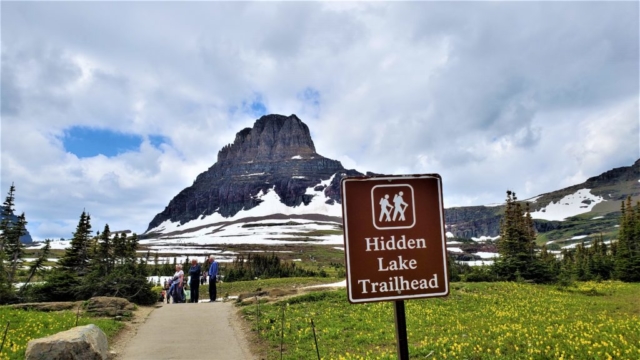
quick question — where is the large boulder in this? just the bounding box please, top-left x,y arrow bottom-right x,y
85,296 -> 135,317
25,324 -> 108,360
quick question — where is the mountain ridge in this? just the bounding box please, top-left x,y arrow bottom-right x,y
444,159 -> 640,239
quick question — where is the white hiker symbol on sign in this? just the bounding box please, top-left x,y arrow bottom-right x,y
378,194 -> 393,222
392,191 -> 408,221
371,184 -> 416,230
378,192 -> 409,222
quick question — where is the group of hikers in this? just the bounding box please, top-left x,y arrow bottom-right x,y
163,255 -> 220,303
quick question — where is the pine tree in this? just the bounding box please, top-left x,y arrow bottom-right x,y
19,239 -> 51,296
122,233 -> 138,264
0,184 -> 17,253
0,185 -> 13,300
0,185 -> 27,285
95,224 -> 112,275
574,242 -> 590,281
494,190 -> 550,282
59,211 -> 93,276
5,213 -> 27,283
539,244 -> 560,279
615,197 -> 640,281
153,252 -> 160,276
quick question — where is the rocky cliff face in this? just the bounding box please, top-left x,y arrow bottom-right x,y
444,207 -> 562,238
146,114 -> 362,232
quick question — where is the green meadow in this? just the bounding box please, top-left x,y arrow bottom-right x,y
0,308 -> 122,360
242,281 -> 640,360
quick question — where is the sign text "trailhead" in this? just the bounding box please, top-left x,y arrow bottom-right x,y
357,234 -> 439,294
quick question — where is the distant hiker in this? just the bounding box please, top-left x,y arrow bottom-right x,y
168,264 -> 184,303
189,258 -> 202,303
379,194 -> 393,222
208,255 -> 219,302
200,272 -> 206,285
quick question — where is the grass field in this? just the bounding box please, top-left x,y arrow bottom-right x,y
0,308 -> 123,360
242,281 -> 640,360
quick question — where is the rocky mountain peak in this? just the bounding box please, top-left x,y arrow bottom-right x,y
217,114 -> 317,163
145,114 -> 362,233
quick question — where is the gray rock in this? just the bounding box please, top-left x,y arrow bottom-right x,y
85,296 -> 135,318
25,324 -> 108,360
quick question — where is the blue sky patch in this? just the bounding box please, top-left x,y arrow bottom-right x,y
250,100 -> 267,117
228,94 -> 268,118
243,93 -> 268,117
298,87 -> 321,107
149,135 -> 170,148
63,127 -> 141,158
298,87 -> 321,117
63,127 -> 167,158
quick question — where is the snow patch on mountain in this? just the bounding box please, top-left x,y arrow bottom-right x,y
149,175 -> 341,235
530,189 -> 604,221
484,203 -> 504,207
27,240 -> 72,250
526,195 -> 542,203
141,218 -> 343,246
471,235 -> 500,242
476,252 -> 499,259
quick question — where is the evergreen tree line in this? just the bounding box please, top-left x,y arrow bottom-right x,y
450,192 -> 640,284
0,185 -> 156,305
224,253 -> 320,282
25,211 -> 157,305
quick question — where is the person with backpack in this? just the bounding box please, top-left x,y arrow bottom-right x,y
168,264 -> 184,303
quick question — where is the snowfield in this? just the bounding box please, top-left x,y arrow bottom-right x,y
138,176 -> 346,247
471,235 -> 500,242
475,252 -> 499,259
530,189 -> 604,221
149,176 -> 341,236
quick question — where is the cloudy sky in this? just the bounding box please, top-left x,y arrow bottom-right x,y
2,1 -> 638,241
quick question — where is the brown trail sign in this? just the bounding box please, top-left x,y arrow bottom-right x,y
341,174 -> 449,359
341,174 -> 449,303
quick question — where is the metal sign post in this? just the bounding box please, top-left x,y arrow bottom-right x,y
394,301 -> 409,360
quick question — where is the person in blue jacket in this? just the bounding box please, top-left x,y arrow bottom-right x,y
208,255 -> 219,302
188,259 -> 201,303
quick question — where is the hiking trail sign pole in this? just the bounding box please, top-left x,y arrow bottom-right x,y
341,174 -> 449,360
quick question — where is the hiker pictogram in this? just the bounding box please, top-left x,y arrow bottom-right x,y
379,194 -> 393,222
371,184 -> 416,230
392,191 -> 408,221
